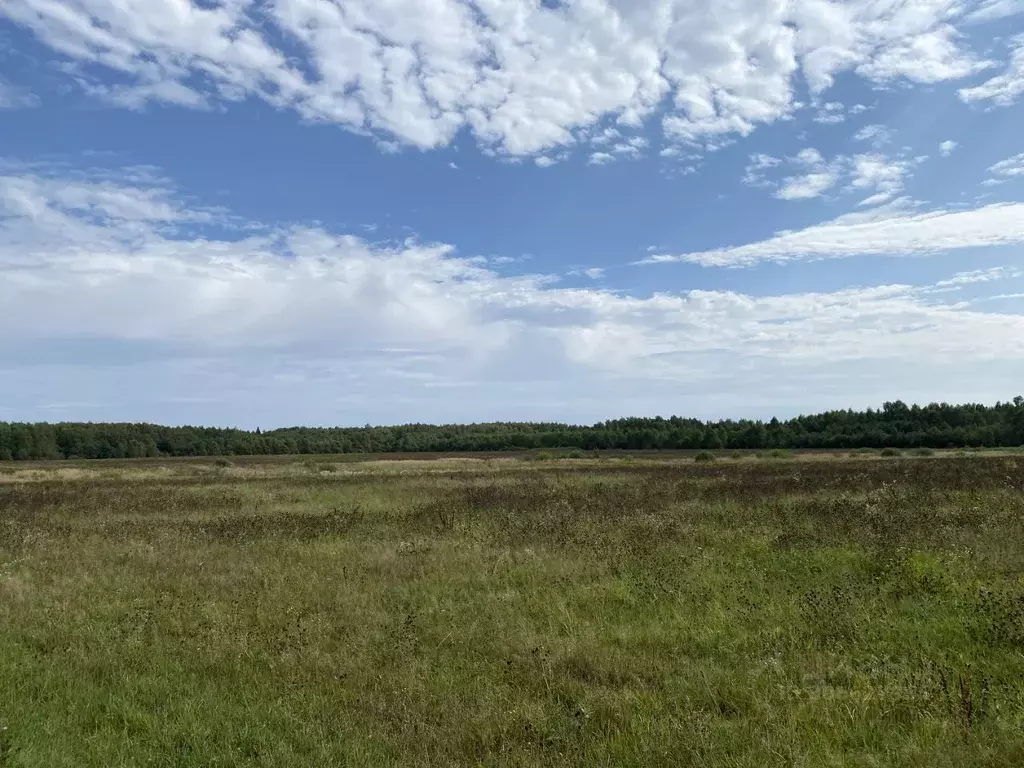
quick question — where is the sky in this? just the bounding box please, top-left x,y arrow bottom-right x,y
2,0 -> 1024,428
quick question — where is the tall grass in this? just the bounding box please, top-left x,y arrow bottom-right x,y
1,455 -> 1023,765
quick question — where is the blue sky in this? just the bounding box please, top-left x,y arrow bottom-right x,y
2,0 -> 1024,427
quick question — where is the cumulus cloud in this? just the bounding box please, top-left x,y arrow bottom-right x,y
854,124 -> 894,148
775,148 -> 842,200
744,145 -> 915,204
590,127 -> 622,147
965,0 -> 1024,23
959,35 -> 1024,106
742,153 -> 782,187
586,135 -> 652,164
848,154 -> 912,206
5,160 -> 1024,423
989,152 -> 1024,177
855,25 -> 993,83
939,140 -> 958,156
611,136 -> 649,159
812,101 -> 845,124
0,0 -> 1008,158
644,201 -> 1024,267
935,266 -> 1024,286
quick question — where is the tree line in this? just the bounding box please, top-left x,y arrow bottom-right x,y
2,398 -> 1024,461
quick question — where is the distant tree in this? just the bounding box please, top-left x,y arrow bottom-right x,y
4,396 -> 1024,460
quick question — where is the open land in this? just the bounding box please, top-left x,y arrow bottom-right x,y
1,451 -> 1024,766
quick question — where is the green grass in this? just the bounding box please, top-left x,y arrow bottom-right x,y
2,455 -> 1024,766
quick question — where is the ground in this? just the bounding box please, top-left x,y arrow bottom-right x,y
1,452 -> 1023,766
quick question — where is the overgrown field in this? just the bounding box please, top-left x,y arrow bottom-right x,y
2,454 -> 1024,766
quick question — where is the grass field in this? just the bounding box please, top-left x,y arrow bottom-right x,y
2,452 -> 1024,766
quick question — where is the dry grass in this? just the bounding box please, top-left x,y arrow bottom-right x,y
1,453 -> 1024,766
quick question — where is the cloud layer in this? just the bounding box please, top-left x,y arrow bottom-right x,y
646,201 -> 1024,266
2,0 -> 1022,156
742,146 -> 916,205
4,162 -> 1024,423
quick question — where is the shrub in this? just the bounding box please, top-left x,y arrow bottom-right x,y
913,447 -> 935,457
731,451 -> 743,460
694,451 -> 716,463
880,447 -> 902,457
766,449 -> 794,460
214,458 -> 234,468
533,451 -> 556,462
565,449 -> 586,460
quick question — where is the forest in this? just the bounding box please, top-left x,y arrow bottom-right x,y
2,397 -> 1024,460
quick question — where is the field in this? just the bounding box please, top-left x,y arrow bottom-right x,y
2,452 -> 1024,766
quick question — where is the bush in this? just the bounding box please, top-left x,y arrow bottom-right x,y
214,458 -> 234,468
880,448 -> 902,457
913,447 -> 935,457
765,449 -> 794,460
565,449 -> 586,460
731,451 -> 743,460
533,451 -> 556,462
694,451 -> 716,463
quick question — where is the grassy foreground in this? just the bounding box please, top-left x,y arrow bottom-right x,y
1,454 -> 1024,766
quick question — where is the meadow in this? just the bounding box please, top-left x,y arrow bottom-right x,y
1,451 -> 1023,766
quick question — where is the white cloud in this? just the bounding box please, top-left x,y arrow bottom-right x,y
812,101 -> 846,124
848,154 -> 912,206
935,266 -> 1024,286
965,0 -> 1024,23
959,35 -> 1024,106
0,78 -> 38,109
604,135 -> 650,160
747,146 -> 912,203
590,127 -> 622,147
775,148 -> 842,200
588,152 -> 615,166
742,153 -> 782,187
645,201 -> 1024,267
0,0 -> 1006,158
534,156 -> 556,168
854,124 -> 894,148
939,140 -> 958,157
5,161 -> 1024,424
989,152 -> 1024,177
855,25 -> 993,84
775,172 -> 838,200
448,162 -> 459,170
